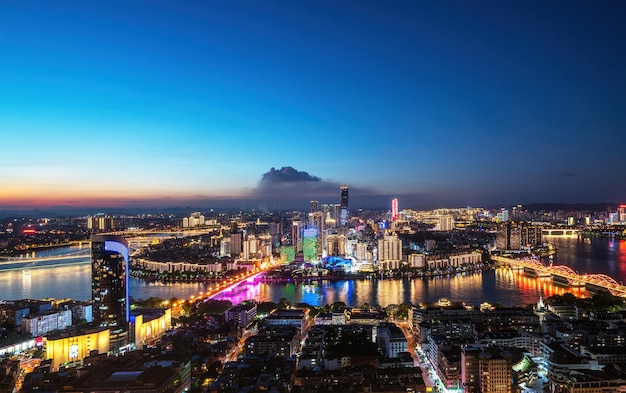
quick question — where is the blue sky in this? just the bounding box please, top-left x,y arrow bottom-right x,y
1,1 -> 625,210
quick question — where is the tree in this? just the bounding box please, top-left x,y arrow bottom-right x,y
256,301 -> 277,315
197,300 -> 233,316
278,297 -> 291,309
396,303 -> 413,320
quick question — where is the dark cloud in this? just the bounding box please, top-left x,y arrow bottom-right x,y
556,172 -> 576,177
261,167 -> 321,183
248,166 -> 417,209
255,167 -> 338,200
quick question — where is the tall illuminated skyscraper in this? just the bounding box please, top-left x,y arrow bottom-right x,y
340,185 -> 349,225
91,234 -> 129,349
292,220 -> 302,252
391,198 -> 398,221
308,211 -> 325,256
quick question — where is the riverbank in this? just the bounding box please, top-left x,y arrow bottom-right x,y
1,242 -> 86,259
130,262 -> 494,284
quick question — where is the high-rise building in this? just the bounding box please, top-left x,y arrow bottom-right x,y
91,234 -> 129,349
479,349 -> 512,393
461,347 -> 481,393
496,222 -> 543,251
619,204 -> 626,223
391,198 -> 399,221
437,215 -> 454,231
230,232 -> 243,258
310,200 -> 319,213
309,211 -> 325,257
292,221 -> 302,252
183,212 -> 206,227
378,234 -> 402,262
326,234 -> 346,257
340,185 -> 349,225
496,209 -> 509,222
87,216 -> 114,231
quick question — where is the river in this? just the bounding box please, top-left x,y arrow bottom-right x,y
1,236 -> 624,307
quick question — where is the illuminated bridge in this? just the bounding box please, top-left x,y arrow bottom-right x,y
103,229 -> 218,237
1,238 -> 163,269
541,228 -> 581,237
494,255 -> 626,297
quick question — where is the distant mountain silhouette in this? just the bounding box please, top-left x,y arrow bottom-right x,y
521,203 -> 619,212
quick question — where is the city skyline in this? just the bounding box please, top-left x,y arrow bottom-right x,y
2,1 -> 626,211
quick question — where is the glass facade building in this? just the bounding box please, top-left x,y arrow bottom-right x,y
91,234 -> 129,349
340,185 -> 349,225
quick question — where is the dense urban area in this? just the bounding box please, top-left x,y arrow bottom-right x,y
1,199 -> 626,393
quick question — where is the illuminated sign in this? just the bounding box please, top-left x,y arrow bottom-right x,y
69,344 -> 79,359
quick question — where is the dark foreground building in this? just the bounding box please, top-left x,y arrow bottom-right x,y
91,234 -> 129,350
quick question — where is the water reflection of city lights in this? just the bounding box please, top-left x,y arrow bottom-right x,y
499,267 -> 588,299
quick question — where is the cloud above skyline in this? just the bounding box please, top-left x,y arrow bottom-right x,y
260,167 -> 322,183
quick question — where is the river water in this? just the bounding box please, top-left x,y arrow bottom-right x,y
1,236 -> 625,307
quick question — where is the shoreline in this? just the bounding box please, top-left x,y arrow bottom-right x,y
129,264 -> 494,284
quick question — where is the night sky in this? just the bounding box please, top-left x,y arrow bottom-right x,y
1,1 -> 625,211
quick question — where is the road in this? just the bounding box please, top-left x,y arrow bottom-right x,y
397,322 -> 447,393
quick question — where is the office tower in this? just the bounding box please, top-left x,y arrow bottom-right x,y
269,222 -> 281,236
332,203 -> 341,222
230,232 -> 243,258
309,211 -> 325,257
391,198 -> 398,221
91,234 -> 129,349
340,185 -> 349,225
497,208 -> 509,222
292,221 -> 302,252
230,221 -> 239,233
310,200 -> 319,213
378,234 -> 402,262
619,204 -> 626,223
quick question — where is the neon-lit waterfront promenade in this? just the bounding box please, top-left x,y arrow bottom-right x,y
494,255 -> 626,297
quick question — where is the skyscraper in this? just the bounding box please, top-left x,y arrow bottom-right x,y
378,234 -> 402,262
391,198 -> 398,221
309,211 -> 325,257
310,200 -> 319,213
292,220 -> 302,252
340,185 -> 349,225
91,234 -> 129,349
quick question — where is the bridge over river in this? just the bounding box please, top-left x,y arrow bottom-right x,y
494,255 -> 626,297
